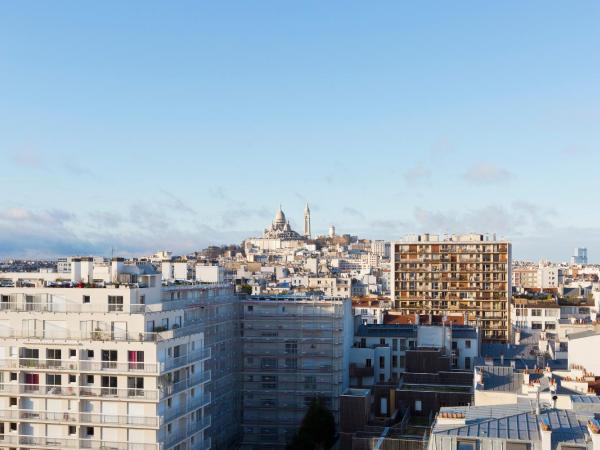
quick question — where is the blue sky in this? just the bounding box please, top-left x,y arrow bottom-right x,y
1,1 -> 599,260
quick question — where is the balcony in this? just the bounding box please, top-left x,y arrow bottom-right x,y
0,434 -> 159,449
0,383 -> 158,401
163,416 -> 211,448
161,371 -> 211,398
164,392 -> 211,423
163,347 -> 211,371
0,357 -> 159,374
0,408 -> 159,427
349,363 -> 374,378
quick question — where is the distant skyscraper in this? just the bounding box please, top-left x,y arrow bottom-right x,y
304,202 -> 311,238
571,247 -> 588,265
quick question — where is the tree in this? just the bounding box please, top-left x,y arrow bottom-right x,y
239,284 -> 252,295
286,398 -> 336,450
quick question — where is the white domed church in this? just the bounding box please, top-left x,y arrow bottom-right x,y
245,206 -> 309,252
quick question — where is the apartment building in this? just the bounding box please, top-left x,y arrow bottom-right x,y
392,234 -> 512,343
176,283 -> 242,450
239,294 -> 353,449
0,258 -> 211,450
349,324 -> 479,387
512,298 -> 561,331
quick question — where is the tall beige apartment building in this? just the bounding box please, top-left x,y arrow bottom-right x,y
391,234 -> 512,343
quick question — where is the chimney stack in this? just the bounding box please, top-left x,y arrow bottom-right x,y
539,418 -> 551,450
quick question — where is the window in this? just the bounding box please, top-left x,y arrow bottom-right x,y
69,425 -> 76,435
380,338 -> 386,346
10,422 -> 17,431
457,441 -> 477,450
87,350 -> 94,358
285,358 -> 297,369
465,340 -> 471,349
86,427 -> 94,436
247,305 -> 253,312
69,349 -> 76,358
46,374 -> 61,386
108,296 -> 124,312
22,348 -> 39,360
127,377 -> 144,396
304,376 -> 317,390
531,309 -> 542,316
392,339 -> 398,351
101,350 -> 118,369
47,349 -> 61,367
415,400 -> 422,412
101,376 -> 117,396
262,375 -> 277,389
128,351 -> 144,370
167,398 -> 172,408
9,397 -> 17,406
399,356 -> 406,368
87,375 -> 94,384
465,357 -> 471,369
83,295 -> 90,304
261,358 -> 277,369
392,355 -> 398,368
10,372 -> 17,381
69,374 -> 76,383
366,358 -> 372,367
285,342 -> 298,354
379,356 -> 385,369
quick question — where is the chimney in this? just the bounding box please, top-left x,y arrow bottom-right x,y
71,257 -> 82,283
588,419 -> 600,450
539,418 -> 551,450
111,257 -> 125,283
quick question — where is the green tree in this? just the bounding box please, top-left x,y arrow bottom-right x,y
239,284 -> 252,295
286,398 -> 336,450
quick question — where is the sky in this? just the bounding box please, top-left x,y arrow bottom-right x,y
0,1 -> 599,261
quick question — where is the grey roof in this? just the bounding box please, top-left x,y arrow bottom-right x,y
478,365 -> 523,393
355,324 -> 417,338
568,330 -> 600,340
450,325 -> 478,339
433,406 -> 591,448
354,323 -> 478,339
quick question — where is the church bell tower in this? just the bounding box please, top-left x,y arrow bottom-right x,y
304,203 -> 311,238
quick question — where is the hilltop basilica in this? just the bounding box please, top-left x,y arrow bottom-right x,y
244,205 -> 311,252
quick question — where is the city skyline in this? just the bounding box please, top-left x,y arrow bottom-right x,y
1,2 -> 599,260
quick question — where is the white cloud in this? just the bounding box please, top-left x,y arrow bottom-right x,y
462,163 -> 513,185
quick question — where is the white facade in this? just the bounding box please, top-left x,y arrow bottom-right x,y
195,265 -> 225,284
0,263 -> 211,450
511,303 -> 560,331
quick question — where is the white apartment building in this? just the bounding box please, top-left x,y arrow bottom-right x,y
194,265 -> 225,284
0,258 -> 212,450
511,299 -> 561,331
240,294 -> 353,449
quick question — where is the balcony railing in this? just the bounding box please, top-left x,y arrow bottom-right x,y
0,434 -> 159,449
0,322 -> 207,343
0,357 -> 160,374
164,347 -> 211,371
163,416 -> 211,448
161,371 -> 211,398
164,392 -> 211,423
0,408 -> 159,427
0,383 -> 158,400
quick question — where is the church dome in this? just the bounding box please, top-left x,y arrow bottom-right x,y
274,207 -> 286,224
